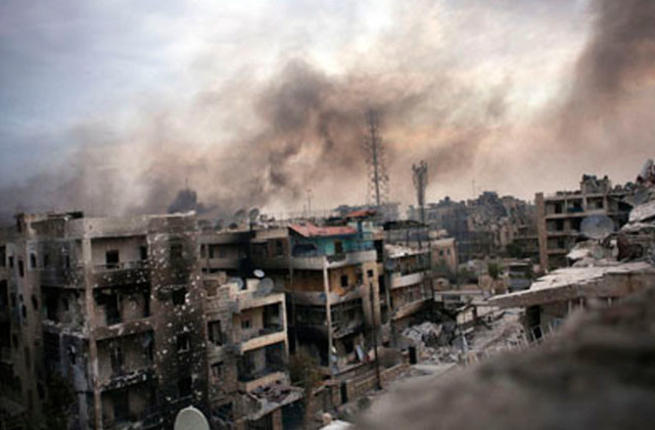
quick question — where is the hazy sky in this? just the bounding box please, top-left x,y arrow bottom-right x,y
1,0 -> 654,217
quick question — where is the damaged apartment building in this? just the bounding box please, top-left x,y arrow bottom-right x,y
536,175 -> 633,271
409,192 -> 538,264
202,275 -> 302,429
199,218 -> 383,381
0,211 -> 207,429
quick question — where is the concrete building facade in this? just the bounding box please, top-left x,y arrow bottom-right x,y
536,175 -> 631,271
0,212 -> 208,429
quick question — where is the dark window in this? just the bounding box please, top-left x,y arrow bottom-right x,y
110,343 -> 123,375
367,269 -> 374,278
334,240 -> 344,254
275,240 -> 284,256
65,255 -> 70,269
0,246 -> 5,267
172,288 -> 187,305
340,275 -> 349,288
18,260 -> 24,277
112,391 -> 129,422
211,362 -> 224,379
29,253 -> 37,269
140,246 -> 148,261
105,294 -> 120,325
208,321 -> 223,346
178,376 -> 192,397
21,305 -> 27,319
43,253 -> 50,267
31,295 -> 38,310
241,319 -> 251,329
200,244 -> 206,258
170,243 -> 183,260
8,256 -> 13,268
177,333 -> 190,352
105,250 -> 119,269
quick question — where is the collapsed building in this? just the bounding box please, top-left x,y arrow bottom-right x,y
382,245 -> 432,344
0,212 -> 207,429
497,166 -> 655,337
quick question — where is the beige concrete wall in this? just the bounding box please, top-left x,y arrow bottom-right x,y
90,236 -> 146,266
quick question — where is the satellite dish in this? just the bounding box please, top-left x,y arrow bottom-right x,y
581,215 -> 615,240
234,209 -> 246,224
228,277 -> 244,290
249,208 -> 260,222
174,406 -> 209,430
259,278 -> 274,294
253,269 -> 265,278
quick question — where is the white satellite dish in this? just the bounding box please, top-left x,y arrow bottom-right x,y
253,269 -> 265,278
581,215 -> 615,240
228,277 -> 245,290
174,406 -> 209,430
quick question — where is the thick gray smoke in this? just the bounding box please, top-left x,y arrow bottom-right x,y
1,0 -> 654,221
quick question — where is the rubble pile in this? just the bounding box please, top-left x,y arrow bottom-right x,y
567,159 -> 655,269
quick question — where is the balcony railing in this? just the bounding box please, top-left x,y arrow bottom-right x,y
94,260 -> 148,272
241,325 -> 284,342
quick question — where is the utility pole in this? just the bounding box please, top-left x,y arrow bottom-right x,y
369,281 -> 381,390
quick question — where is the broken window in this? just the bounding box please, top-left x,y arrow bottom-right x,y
172,288 -> 187,305
29,253 -> 36,269
170,243 -> 183,260
208,321 -> 223,346
109,342 -> 123,375
177,333 -> 190,353
18,260 -> 24,277
104,294 -> 121,325
274,240 -> 284,256
178,376 -> 192,397
105,250 -> 119,269
112,390 -> 129,423
334,240 -> 344,254
210,362 -> 224,379
340,274 -> 349,288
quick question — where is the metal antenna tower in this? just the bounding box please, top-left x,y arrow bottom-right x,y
413,160 -> 428,224
363,109 -> 389,207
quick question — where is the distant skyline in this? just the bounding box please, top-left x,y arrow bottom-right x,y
1,0 -> 654,217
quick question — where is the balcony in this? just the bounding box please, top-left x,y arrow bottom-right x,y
99,367 -> 155,391
238,369 -> 287,392
255,248 -> 377,270
390,271 -> 427,289
90,261 -> 150,288
239,326 -> 286,353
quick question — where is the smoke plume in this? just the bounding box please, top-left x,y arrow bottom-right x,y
1,0 -> 654,221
